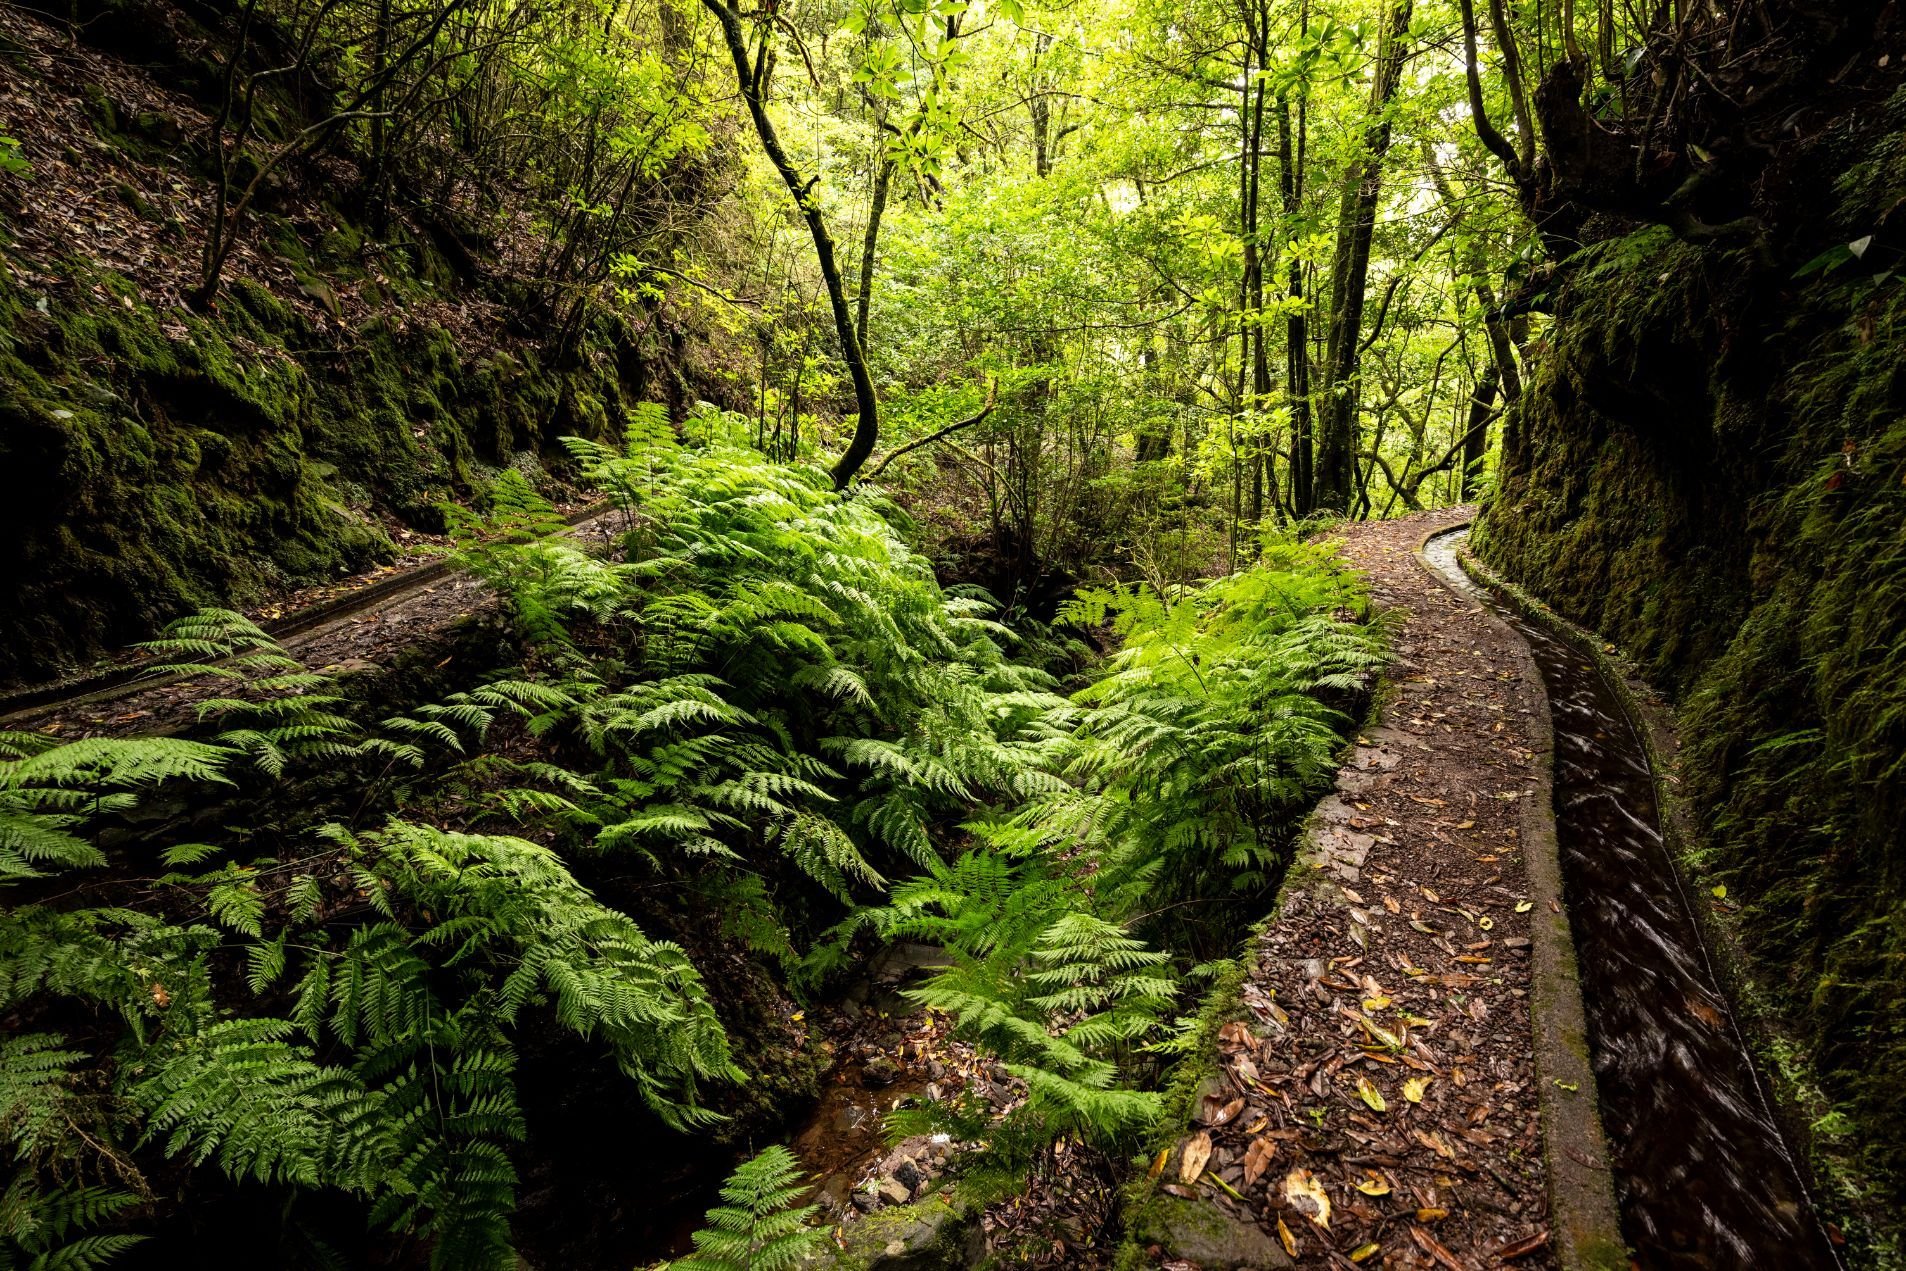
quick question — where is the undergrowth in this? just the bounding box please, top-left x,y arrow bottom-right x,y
0,407 -> 1378,1266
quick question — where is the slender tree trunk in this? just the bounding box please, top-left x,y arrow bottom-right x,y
1276,87 -> 1313,514
1239,12 -> 1268,529
703,0 -> 880,488
855,158 -> 893,352
1460,363 -> 1500,498
1314,0 -> 1413,513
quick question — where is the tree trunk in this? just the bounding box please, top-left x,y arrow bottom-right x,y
1313,0 -> 1413,513
1459,363 -> 1500,498
855,158 -> 894,353
1275,92 -> 1313,515
703,0 -> 880,488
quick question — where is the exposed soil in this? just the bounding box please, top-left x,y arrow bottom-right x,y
1158,508 -> 1559,1270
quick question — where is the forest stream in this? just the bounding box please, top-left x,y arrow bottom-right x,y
1422,529 -> 1843,1269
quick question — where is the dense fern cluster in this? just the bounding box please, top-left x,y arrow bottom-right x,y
0,413 -> 1379,1267
445,407 -> 1072,933
0,619 -> 743,1267
844,544 -> 1381,1182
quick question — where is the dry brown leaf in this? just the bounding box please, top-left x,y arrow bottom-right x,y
1242,1136 -> 1276,1187
1409,1223 -> 1469,1271
1276,1217 -> 1299,1258
1209,1096 -> 1246,1127
1178,1131 -> 1212,1184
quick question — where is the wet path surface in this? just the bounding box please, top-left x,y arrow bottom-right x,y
1423,528 -> 1841,1271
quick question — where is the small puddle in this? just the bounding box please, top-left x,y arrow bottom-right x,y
1423,528 -> 1841,1270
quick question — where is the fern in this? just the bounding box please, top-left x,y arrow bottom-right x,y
0,1178 -> 143,1271
672,1146 -> 824,1271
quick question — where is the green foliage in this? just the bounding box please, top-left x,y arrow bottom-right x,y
453,422 -> 1069,911
0,604 -> 746,1266
854,538 -> 1376,1173
1046,541 -> 1381,917
671,1146 -> 825,1271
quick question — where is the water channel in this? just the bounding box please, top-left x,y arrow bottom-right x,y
1423,527 -> 1840,1270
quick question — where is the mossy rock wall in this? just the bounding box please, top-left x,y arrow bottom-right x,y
1477,87 -> 1906,1235
0,257 -> 655,684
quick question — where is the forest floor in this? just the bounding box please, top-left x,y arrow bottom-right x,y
1171,508 -> 1560,1270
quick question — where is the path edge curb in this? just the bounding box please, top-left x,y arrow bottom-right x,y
1412,521 -> 1626,1271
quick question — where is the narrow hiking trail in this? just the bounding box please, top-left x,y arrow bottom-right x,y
1189,509 -> 1568,1269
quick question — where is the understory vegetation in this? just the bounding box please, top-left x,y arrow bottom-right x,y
0,415 -> 1378,1266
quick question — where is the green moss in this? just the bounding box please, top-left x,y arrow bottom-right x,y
0,236 -> 641,682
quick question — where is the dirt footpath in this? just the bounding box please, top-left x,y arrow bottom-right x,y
1179,508 -> 1563,1270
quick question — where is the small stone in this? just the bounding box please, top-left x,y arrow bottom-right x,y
852,1188 -> 877,1213
863,1055 -> 901,1086
876,1177 -> 912,1207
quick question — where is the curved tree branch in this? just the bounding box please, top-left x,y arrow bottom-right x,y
862,378 -> 999,481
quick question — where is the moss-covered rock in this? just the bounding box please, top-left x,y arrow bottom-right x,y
799,1186 -> 984,1270
0,246 -> 652,683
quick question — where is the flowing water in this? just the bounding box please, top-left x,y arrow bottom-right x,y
1422,528 -> 1842,1271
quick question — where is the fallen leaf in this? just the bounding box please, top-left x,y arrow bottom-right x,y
1209,1097 -> 1246,1127
1498,1230 -> 1551,1260
1353,1171 -> 1391,1197
1350,1242 -> 1382,1263
1409,1224 -> 1469,1271
1148,1147 -> 1170,1180
1281,1169 -> 1331,1228
1403,1076 -> 1431,1103
1356,1075 -> 1387,1112
1276,1217 -> 1299,1258
1179,1132 -> 1211,1184
1362,995 -> 1391,1011
1242,1136 -> 1276,1187
1413,1128 -> 1455,1159
1417,1207 -> 1449,1222
1515,900 -> 1534,913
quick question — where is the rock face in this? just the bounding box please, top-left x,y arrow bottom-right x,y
1477,82 -> 1906,1247
1124,1192 -> 1294,1270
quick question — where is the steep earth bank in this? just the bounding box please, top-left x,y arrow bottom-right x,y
0,0 -> 737,684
